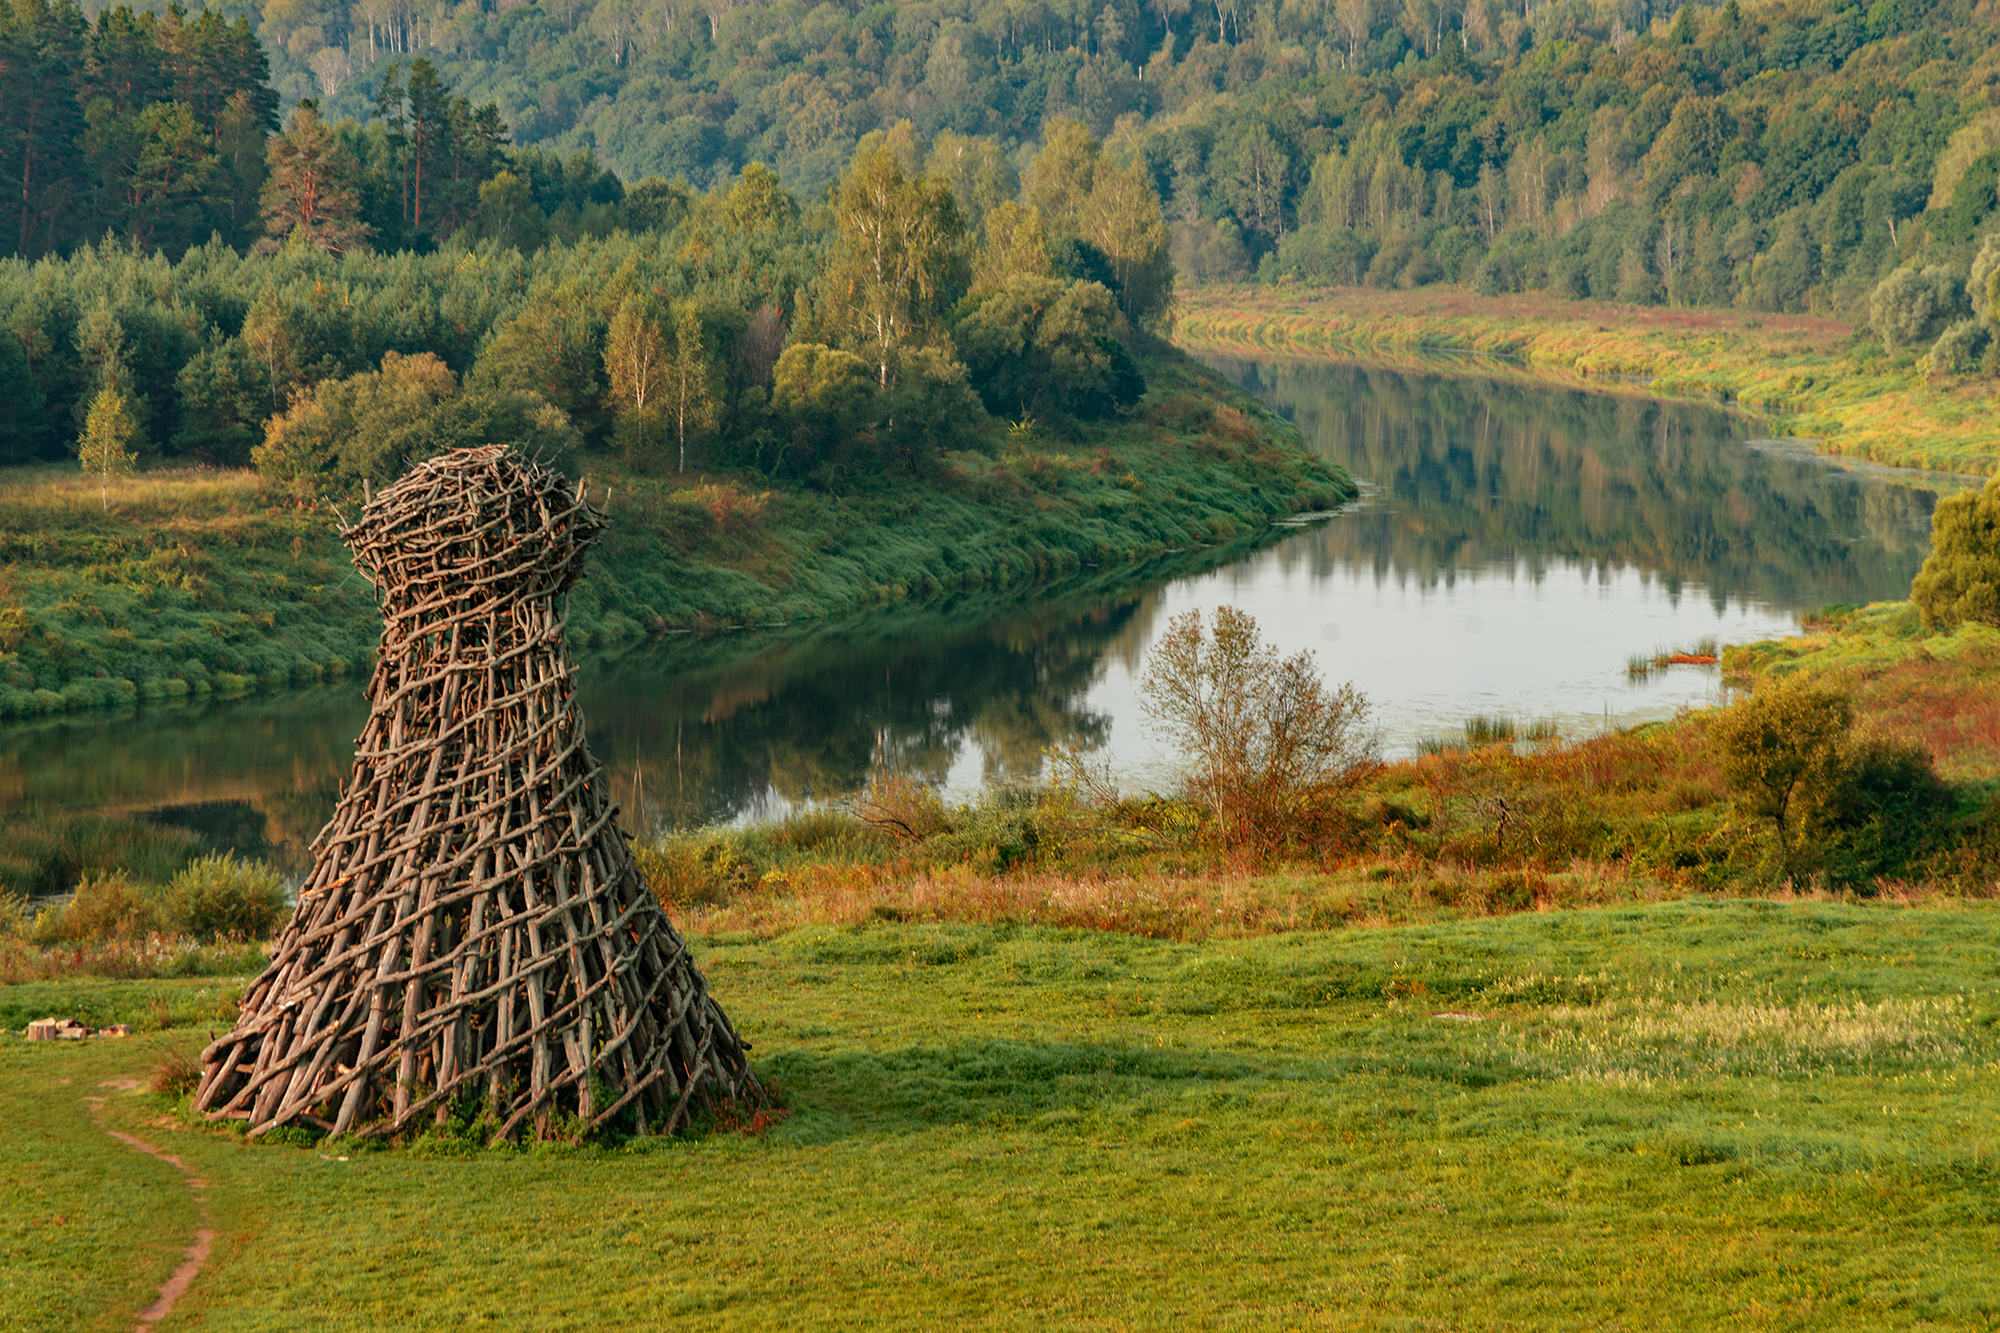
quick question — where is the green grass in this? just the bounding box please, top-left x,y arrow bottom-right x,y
10,900 -> 2000,1329
0,350 -> 1349,719
1177,284 -> 2000,477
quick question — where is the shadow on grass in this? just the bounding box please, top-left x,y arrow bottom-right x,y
759,1036 -> 1522,1144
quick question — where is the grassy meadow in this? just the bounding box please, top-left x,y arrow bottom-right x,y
4,597 -> 1998,1328
1175,285 -> 2000,477
8,305 -> 2000,1326
0,349 -> 1348,720
9,899 -> 2000,1330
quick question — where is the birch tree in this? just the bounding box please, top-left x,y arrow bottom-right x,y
825,150 -> 969,388
78,387 -> 138,511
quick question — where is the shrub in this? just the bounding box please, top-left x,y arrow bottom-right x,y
1805,735 -> 1954,889
1710,675 -> 1852,879
1711,677 -> 1955,887
1911,476 -> 2000,630
1930,318 -> 1990,375
33,871 -> 161,944
853,774 -> 951,841
164,853 -> 289,941
632,835 -> 760,909
1869,265 -> 1970,354
1139,606 -> 1378,850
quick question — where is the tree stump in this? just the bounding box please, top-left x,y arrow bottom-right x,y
195,446 -> 760,1142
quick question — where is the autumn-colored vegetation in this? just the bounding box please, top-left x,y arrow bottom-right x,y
1177,284 -> 2000,475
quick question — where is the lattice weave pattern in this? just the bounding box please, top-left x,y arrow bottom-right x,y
196,446 -> 760,1141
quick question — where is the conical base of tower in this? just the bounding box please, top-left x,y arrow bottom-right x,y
193,447 -> 762,1143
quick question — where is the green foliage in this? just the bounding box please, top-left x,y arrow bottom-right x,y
76,387 -> 139,508
259,103 -> 371,255
1912,477 -> 2000,630
36,871 -> 161,943
766,342 -> 876,476
162,851 -> 288,940
1928,317 -> 1989,376
1710,675 -> 1853,871
18,852 -> 286,945
822,150 -> 972,390
13,0 -> 2000,330
954,275 -> 1142,423
1,0 -> 275,261
1710,674 -> 1954,888
1869,264 -> 1969,354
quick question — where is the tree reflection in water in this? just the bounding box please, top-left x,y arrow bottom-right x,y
1205,354 -> 1952,611
580,591 -> 1144,834
3,357 -> 1975,875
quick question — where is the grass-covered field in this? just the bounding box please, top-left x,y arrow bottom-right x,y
1176,285 -> 2000,477
8,899 -> 2000,1330
0,349 -> 1347,720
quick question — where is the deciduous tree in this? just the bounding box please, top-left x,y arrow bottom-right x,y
1140,606 -> 1376,846
825,150 -> 970,388
77,385 -> 137,510
1911,476 -> 2000,630
666,300 -> 718,473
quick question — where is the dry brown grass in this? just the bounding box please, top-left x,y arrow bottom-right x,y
671,855 -> 1682,941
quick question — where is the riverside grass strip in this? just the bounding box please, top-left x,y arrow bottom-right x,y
12,899 -> 2000,1330
1175,284 -> 2000,477
195,449 -> 759,1144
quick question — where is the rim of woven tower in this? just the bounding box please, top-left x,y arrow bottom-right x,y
343,446 -> 607,604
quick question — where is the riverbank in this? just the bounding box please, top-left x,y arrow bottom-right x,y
0,349 -> 1350,720
1175,285 -> 2000,477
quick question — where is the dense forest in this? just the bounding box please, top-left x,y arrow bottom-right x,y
0,30 -> 1172,480
9,0 -> 2000,478
10,0 -> 2000,326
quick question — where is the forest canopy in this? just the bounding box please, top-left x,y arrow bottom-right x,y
9,0 -> 2000,411
0,93 -> 1172,489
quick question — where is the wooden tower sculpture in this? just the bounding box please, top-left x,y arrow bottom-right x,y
195,446 -> 761,1142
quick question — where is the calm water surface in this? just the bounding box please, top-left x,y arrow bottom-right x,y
4,354 -> 1974,869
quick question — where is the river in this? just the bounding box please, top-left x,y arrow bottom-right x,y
1,353 -> 1973,876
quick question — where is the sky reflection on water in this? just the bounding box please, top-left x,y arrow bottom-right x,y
3,354 -> 1976,860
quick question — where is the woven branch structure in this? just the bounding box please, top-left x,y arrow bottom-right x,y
195,446 -> 760,1142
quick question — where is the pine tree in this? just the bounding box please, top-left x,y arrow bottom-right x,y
260,103 -> 371,254
78,386 -> 137,511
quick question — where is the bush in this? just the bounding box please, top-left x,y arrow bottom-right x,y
1869,265 -> 1970,354
1806,735 -> 1954,889
1911,476 -> 2000,629
1929,318 -> 1990,375
853,774 -> 951,841
1710,675 -> 1852,879
32,871 -> 161,944
632,835 -> 761,909
1139,606 -> 1378,850
164,853 -> 289,941
1711,677 -> 1955,887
